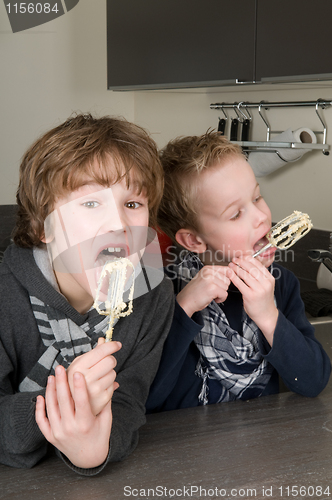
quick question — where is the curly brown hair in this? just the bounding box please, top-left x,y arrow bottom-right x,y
158,131 -> 244,243
13,113 -> 164,248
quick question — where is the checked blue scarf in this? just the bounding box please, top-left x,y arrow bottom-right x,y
169,251 -> 274,404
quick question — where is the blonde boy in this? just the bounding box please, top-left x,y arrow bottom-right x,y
146,132 -> 330,412
0,114 -> 173,473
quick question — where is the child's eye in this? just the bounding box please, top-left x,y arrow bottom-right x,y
230,211 -> 241,221
82,201 -> 100,208
125,201 -> 142,209
254,195 -> 263,203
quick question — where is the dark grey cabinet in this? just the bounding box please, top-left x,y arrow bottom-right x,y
256,0 -> 332,82
107,0 -> 256,90
107,0 -> 332,90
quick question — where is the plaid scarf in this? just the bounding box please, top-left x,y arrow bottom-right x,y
19,298 -> 112,393
171,251 -> 273,404
18,248 -> 113,393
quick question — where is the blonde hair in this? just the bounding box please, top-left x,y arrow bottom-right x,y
13,113 -> 163,247
158,131 -> 243,242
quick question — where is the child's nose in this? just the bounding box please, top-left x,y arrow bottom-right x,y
101,205 -> 125,233
253,205 -> 268,227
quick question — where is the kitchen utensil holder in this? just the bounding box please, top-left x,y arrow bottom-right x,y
211,99 -> 331,156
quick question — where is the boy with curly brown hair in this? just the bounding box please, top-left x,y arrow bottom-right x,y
0,113 -> 174,473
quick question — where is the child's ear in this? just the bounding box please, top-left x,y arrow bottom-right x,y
40,233 -> 51,244
40,228 -> 55,245
175,229 -> 207,253
31,222 -> 51,245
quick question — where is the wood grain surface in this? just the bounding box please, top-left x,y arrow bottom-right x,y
1,384 -> 332,500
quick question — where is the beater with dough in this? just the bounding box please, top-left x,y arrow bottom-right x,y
253,211 -> 313,258
93,258 -> 135,341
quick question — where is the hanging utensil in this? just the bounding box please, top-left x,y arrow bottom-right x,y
241,118 -> 251,141
217,106 -> 228,136
230,118 -> 239,141
238,102 -> 252,142
218,117 -> 227,135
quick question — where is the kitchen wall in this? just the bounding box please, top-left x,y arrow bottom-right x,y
134,85 -> 332,231
0,0 -> 134,205
1,1 -> 332,232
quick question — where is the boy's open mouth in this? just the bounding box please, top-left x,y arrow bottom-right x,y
253,235 -> 269,255
100,247 -> 127,258
95,246 -> 127,267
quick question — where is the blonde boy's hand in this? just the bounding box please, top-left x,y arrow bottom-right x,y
228,256 -> 279,345
35,365 -> 112,469
66,339 -> 121,416
176,265 -> 231,318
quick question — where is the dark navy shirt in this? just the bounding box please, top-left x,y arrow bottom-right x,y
146,264 -> 331,413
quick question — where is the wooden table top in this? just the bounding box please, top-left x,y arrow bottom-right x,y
1,383 -> 332,500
